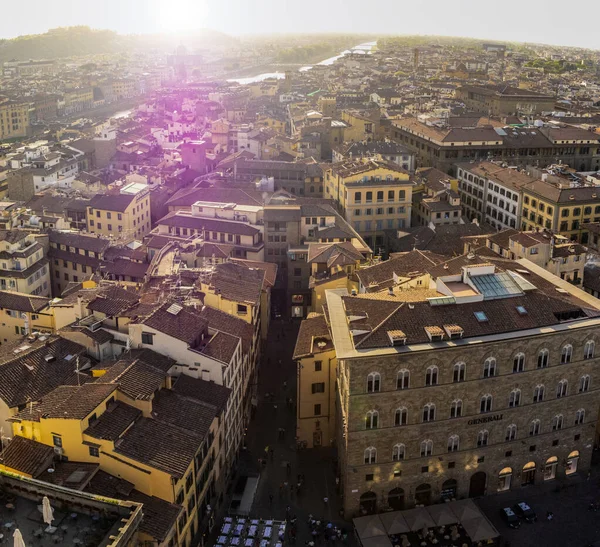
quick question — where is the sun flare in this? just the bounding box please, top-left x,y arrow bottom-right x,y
154,0 -> 206,33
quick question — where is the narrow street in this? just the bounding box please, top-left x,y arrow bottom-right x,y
240,318 -> 353,544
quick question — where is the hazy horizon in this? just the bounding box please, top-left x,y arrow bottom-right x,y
2,0 -> 600,51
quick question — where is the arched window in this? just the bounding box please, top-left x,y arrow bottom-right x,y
551,414 -> 563,431
566,450 -> 579,475
513,352 -> 525,373
556,379 -> 568,399
392,443 -> 405,461
537,348 -> 549,369
561,344 -> 573,364
584,340 -> 595,360
544,456 -> 558,481
579,375 -> 590,393
453,362 -> 466,382
477,430 -> 489,447
364,446 -> 377,464
508,389 -> 521,408
422,403 -> 436,422
450,399 -> 463,418
365,410 -> 379,429
575,408 -> 585,425
483,357 -> 496,378
397,369 -> 410,390
420,439 -> 433,457
498,467 -> 513,492
367,372 -> 381,393
505,424 -> 517,442
394,407 -> 408,426
529,419 -> 541,436
447,434 -> 460,452
425,366 -> 438,386
533,384 -> 545,403
480,394 -> 493,413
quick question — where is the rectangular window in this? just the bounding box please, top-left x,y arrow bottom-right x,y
237,304 -> 248,315
311,382 -> 325,394
314,404 -> 321,416
53,436 -> 62,448
314,361 -> 322,372
89,446 -> 99,457
141,332 -> 154,345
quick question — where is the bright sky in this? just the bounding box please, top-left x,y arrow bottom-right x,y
1,0 -> 600,50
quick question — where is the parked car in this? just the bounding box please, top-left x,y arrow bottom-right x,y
513,502 -> 537,522
501,507 -> 521,529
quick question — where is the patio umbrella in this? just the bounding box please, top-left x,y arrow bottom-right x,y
461,516 -> 499,543
353,515 -> 386,540
13,529 -> 26,547
379,511 -> 410,535
42,496 -> 55,531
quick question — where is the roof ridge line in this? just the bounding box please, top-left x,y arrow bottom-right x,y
355,302 -> 404,349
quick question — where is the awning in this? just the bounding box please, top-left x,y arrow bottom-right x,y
426,503 -> 459,526
461,516 -> 500,542
354,515 -> 386,540
360,536 -> 393,547
402,507 -> 435,531
379,511 -> 410,534
447,498 -> 481,521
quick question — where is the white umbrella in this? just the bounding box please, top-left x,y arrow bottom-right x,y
42,496 -> 55,532
13,529 -> 25,547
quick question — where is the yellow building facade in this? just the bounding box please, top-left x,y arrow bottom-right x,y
11,381 -> 223,547
324,160 -> 413,249
0,98 -> 30,140
87,190 -> 152,240
293,314 -> 337,448
520,182 -> 600,243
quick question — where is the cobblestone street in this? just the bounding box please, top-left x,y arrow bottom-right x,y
476,461 -> 600,547
241,318 -> 354,545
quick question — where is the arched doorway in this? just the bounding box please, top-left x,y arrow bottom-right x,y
498,467 -> 512,492
566,451 -> 579,475
441,479 -> 457,501
360,492 -> 377,515
544,457 -> 558,481
415,483 -> 432,506
388,488 -> 405,511
522,462 -> 536,486
469,471 -> 487,497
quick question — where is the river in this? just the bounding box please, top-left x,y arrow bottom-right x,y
227,41 -> 377,85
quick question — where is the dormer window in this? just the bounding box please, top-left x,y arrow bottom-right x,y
387,330 -> 406,346
424,326 -> 444,342
444,324 -> 463,339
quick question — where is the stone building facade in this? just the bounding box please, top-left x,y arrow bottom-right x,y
326,254 -> 600,517
338,328 -> 598,516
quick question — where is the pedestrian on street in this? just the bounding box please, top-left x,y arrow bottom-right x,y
323,496 -> 329,507
286,462 -> 292,476
270,447 -> 274,460
269,493 -> 273,506
273,404 -> 278,413
283,381 -> 287,389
